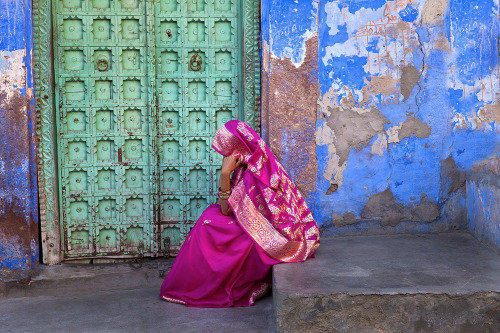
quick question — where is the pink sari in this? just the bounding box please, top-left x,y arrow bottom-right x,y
160,120 -> 320,307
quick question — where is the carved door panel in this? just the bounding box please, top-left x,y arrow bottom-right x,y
155,0 -> 240,255
53,0 -> 241,258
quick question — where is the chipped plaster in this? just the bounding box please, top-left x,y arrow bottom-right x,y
0,0 -> 38,281
264,0 -> 500,239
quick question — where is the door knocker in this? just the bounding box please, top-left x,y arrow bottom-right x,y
97,59 -> 109,72
189,53 -> 202,72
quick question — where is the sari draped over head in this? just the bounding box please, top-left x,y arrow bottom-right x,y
160,120 -> 320,307
212,120 -> 320,263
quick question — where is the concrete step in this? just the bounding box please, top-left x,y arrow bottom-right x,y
0,258 -> 172,300
273,232 -> 500,333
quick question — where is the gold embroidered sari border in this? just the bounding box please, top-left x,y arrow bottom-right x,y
161,296 -> 186,305
230,182 -> 319,263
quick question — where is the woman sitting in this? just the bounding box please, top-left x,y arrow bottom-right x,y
160,120 -> 320,307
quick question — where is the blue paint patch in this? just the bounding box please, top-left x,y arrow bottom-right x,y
0,0 -> 26,51
267,0 -> 319,63
313,142 -> 391,225
330,23 -> 349,45
0,0 -> 38,281
450,0 -> 499,84
320,55 -> 368,94
0,236 -> 27,271
321,218 -> 460,237
467,181 -> 500,251
388,137 -> 441,204
447,130 -> 500,170
336,0 -> 388,14
366,37 -> 380,53
399,4 -> 418,22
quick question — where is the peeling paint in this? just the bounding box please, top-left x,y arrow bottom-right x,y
262,34 -> 319,199
398,116 -> 431,141
370,133 -> 388,156
467,180 -> 500,250
400,65 -> 421,102
331,212 -> 356,227
362,189 -> 441,226
421,0 -> 450,25
326,105 -> 388,166
264,0 -> 500,240
0,0 -> 38,281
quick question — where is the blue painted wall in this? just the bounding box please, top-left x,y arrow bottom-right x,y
0,0 -> 38,281
467,178 -> 500,250
262,0 -> 500,245
1,0 -> 500,278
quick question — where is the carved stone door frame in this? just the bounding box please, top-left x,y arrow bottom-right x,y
33,0 -> 261,264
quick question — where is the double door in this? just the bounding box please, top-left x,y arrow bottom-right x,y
54,0 -> 242,258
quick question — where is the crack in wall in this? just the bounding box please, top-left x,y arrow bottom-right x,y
414,27 -> 426,112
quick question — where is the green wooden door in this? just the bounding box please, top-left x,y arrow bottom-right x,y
54,0 -> 241,259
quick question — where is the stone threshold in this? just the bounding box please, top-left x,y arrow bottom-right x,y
273,232 -> 500,332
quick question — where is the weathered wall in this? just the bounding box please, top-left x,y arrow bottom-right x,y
262,0 -> 500,241
453,0 -> 500,251
261,0 -> 320,198
0,0 -> 38,281
466,171 -> 500,250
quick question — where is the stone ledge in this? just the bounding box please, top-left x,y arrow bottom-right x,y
274,291 -> 500,333
273,233 -> 500,333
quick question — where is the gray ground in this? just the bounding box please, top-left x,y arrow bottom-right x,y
3,232 -> 500,333
0,287 -> 274,333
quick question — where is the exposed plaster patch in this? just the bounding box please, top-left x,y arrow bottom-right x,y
400,65 -> 421,102
433,31 -> 452,52
421,0 -> 450,25
317,77 -> 399,185
0,48 -> 37,280
384,116 -> 431,144
262,40 -> 271,74
362,189 -> 441,226
326,183 -> 339,195
452,98 -> 500,132
387,124 -> 403,144
361,76 -> 400,107
332,212 -> 356,228
371,133 -> 388,156
316,87 -> 346,186
452,113 -> 467,130
472,155 -> 500,176
317,85 -> 338,117
315,121 -> 334,145
326,106 -> 389,166
441,157 -> 466,194
0,50 -> 30,99
479,102 -> 500,128
398,116 -> 431,141
264,36 -> 319,198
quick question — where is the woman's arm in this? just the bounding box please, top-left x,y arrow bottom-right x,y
219,156 -> 241,215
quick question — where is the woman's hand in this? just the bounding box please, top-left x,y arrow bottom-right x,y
221,155 -> 241,176
218,155 -> 241,216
